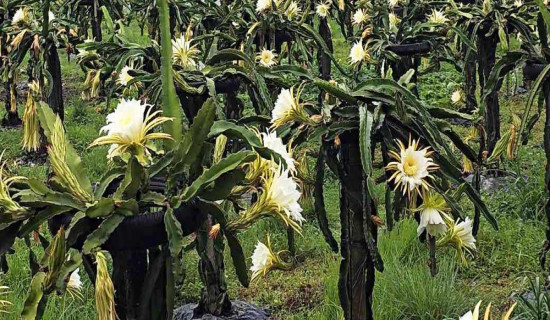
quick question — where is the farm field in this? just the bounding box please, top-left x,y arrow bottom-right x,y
1,1 -> 550,320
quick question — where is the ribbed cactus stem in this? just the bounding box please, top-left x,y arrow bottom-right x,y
158,0 -> 183,147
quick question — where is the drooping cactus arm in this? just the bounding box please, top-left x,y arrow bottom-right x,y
314,143 -> 339,253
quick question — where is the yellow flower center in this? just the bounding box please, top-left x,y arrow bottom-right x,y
261,53 -> 272,63
177,49 -> 188,60
122,74 -> 132,83
403,156 -> 418,176
120,114 -> 133,127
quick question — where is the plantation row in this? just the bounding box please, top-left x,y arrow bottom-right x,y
1,0 -> 550,319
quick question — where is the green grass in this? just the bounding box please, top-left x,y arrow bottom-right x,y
374,220 -> 472,320
1,21 -> 549,320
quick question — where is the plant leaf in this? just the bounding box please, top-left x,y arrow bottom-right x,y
171,98 -> 217,175
181,151 -> 256,201
21,272 -> 46,320
82,214 -> 125,254
164,208 -> 185,257
208,121 -> 285,163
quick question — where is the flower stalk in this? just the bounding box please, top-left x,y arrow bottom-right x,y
48,117 -> 94,203
239,130 -> 296,190
95,252 -> 117,320
227,167 -> 304,234
250,238 -> 292,283
0,155 -> 26,217
271,85 -> 318,128
66,268 -> 84,301
437,218 -> 476,266
22,81 -> 41,152
44,227 -> 66,293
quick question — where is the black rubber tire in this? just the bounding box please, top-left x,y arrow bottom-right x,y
48,202 -> 206,251
392,6 -> 404,16
214,77 -> 242,95
253,30 -> 293,49
187,76 -> 242,95
524,62 -> 547,81
77,0 -> 93,5
387,42 -> 431,56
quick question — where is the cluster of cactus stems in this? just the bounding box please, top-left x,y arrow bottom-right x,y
317,17 -> 376,319
478,30 -> 501,155
336,132 -> 379,319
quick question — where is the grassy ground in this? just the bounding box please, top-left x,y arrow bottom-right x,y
0,26 -> 548,320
